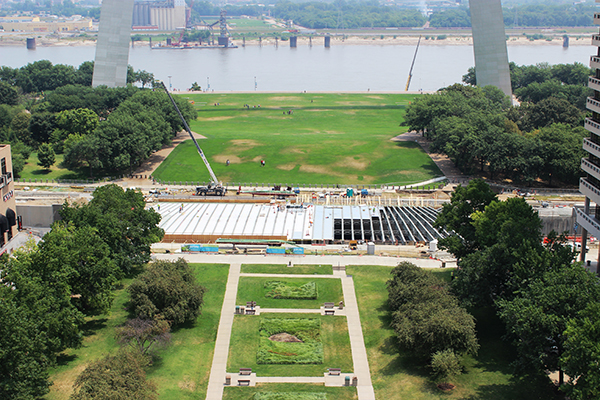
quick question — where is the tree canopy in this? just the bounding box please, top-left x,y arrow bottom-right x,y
387,262 -> 478,362
70,351 -> 158,400
60,184 -> 164,276
128,258 -> 206,326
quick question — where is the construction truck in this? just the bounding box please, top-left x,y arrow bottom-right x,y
160,81 -> 226,197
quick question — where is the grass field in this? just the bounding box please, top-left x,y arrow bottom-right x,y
347,265 -> 560,400
152,93 -> 441,185
223,383 -> 357,400
228,313 -> 353,376
46,264 -> 229,400
241,264 -> 333,275
19,152 -> 86,181
236,277 -> 343,309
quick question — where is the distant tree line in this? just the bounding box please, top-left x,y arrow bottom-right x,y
435,180 -> 600,398
403,62 -> 590,186
271,0 -> 426,30
1,0 -> 100,19
427,3 -> 594,28
0,60 -> 195,179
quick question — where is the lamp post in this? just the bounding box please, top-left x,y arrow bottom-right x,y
254,76 -> 257,91
168,75 -> 172,91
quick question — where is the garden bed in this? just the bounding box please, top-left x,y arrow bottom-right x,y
257,318 -> 323,365
264,281 -> 318,300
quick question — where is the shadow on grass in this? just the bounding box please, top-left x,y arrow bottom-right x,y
56,353 -> 77,366
461,375 -> 563,400
82,318 -> 108,337
30,168 -> 52,176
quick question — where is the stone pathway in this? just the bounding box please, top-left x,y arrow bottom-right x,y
341,273 -> 376,400
205,263 -> 241,400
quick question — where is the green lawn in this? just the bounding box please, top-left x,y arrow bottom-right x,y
19,152 -> 88,181
347,265 -> 560,400
46,263 -> 230,400
236,277 -> 343,309
227,313 -> 353,377
223,383 -> 357,400
241,264 -> 333,275
152,93 -> 441,185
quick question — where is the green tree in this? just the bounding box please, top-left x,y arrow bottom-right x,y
34,223 -> 119,315
387,261 -> 445,311
450,197 -> 547,307
0,81 -> 19,106
430,349 -> 462,383
561,302 -> 600,400
55,108 -> 99,136
387,262 -> 479,360
0,292 -> 51,400
498,263 -> 600,386
28,112 -> 56,144
60,184 -> 164,275
519,97 -> 581,131
434,179 -> 497,260
128,258 -> 206,326
70,351 -> 158,400
0,241 -> 86,358
37,142 -> 55,169
115,317 -> 171,356
392,296 -> 479,359
9,110 -> 32,144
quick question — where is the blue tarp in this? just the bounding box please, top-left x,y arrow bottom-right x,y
266,247 -> 286,254
185,244 -> 219,253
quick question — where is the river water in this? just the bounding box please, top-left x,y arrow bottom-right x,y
0,43 -> 593,92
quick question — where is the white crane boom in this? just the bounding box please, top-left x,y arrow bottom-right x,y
160,81 -> 219,184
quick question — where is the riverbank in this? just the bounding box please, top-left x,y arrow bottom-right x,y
0,31 -> 592,48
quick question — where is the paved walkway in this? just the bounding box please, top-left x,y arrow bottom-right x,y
155,253 -> 452,269
240,272 -> 341,279
206,263 -> 241,400
341,273 -> 376,400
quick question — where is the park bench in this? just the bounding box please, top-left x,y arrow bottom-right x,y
239,368 -> 252,375
238,380 -> 250,386
324,302 -> 335,309
245,309 -> 255,315
328,368 -> 341,376
325,310 -> 335,315
247,301 -> 257,309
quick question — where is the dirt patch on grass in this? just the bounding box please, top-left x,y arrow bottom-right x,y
367,95 -> 384,99
230,139 -> 260,147
335,157 -> 368,170
269,332 -> 303,343
288,147 -> 305,154
305,109 -> 326,112
213,155 -> 242,164
277,163 -> 297,171
325,130 -> 344,135
178,379 -> 197,391
50,363 -> 87,398
269,96 -> 301,102
199,116 -> 234,121
299,165 -> 342,176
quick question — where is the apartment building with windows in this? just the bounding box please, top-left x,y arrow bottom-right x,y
576,2 -> 600,264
